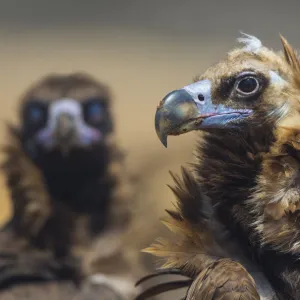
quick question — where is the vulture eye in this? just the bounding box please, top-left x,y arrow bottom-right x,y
29,107 -> 43,121
84,99 -> 105,123
235,75 -> 259,96
88,102 -> 102,116
24,101 -> 47,124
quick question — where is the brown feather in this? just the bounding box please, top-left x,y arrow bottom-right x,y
186,259 -> 259,300
280,35 -> 300,72
143,168 -> 224,278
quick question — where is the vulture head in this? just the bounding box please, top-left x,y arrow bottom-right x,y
19,72 -> 114,161
155,33 -> 299,147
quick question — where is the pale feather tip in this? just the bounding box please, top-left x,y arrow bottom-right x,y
237,32 -> 263,53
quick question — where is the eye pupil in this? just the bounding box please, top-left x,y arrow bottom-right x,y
197,94 -> 205,102
237,77 -> 258,94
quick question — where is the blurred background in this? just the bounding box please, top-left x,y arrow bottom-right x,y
0,0 -> 299,250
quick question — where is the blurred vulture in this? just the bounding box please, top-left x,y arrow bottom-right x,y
0,72 -> 145,299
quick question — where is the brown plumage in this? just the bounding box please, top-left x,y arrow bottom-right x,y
137,34 -> 300,299
0,72 -> 144,299
137,169 -> 268,300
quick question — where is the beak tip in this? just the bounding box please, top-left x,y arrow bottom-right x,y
155,108 -> 168,148
155,128 -> 168,148
160,136 -> 168,148
155,88 -> 199,148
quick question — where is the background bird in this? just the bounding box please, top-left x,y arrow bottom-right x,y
0,72 -> 147,299
137,34 -> 300,299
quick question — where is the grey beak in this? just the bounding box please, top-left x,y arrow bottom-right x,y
155,80 -> 253,147
36,98 -> 102,153
155,89 -> 201,147
53,113 -> 77,144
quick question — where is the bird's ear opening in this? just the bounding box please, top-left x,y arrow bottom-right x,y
280,35 -> 300,72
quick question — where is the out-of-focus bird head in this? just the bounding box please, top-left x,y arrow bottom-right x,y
155,33 -> 300,147
18,72 -> 113,158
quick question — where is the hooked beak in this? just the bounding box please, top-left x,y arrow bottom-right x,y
36,99 -> 101,153
52,113 -> 79,151
155,80 -> 252,147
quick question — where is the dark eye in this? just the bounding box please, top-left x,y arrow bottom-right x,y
23,101 -> 47,124
29,107 -> 43,121
236,76 -> 259,95
85,100 -> 105,123
87,102 -> 103,116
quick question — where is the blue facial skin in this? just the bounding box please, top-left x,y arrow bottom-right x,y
181,79 -> 253,129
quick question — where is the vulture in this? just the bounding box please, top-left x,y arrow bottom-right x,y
0,72 -> 144,299
136,34 -> 300,300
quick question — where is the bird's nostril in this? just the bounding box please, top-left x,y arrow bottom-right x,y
198,94 -> 205,102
